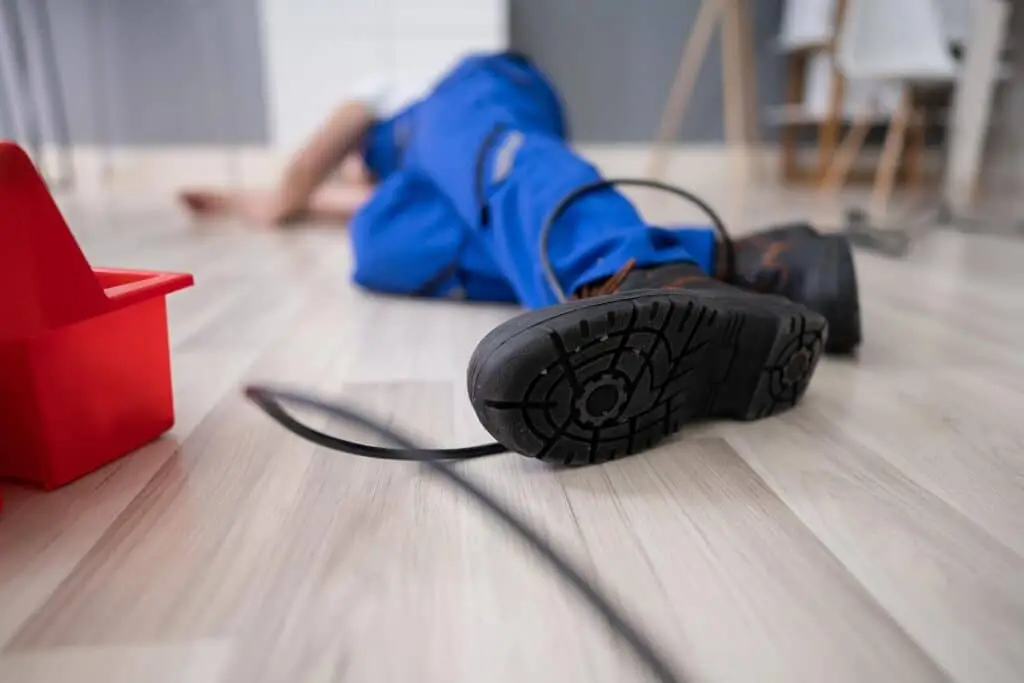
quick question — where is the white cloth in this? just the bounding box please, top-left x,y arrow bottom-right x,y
348,73 -> 436,119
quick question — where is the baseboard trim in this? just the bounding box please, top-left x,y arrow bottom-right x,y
23,143 -> 943,196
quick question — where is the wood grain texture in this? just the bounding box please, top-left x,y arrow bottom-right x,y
0,641 -> 232,683
1,191 -> 1023,682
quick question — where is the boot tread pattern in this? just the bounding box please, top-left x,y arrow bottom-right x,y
473,292 -> 826,464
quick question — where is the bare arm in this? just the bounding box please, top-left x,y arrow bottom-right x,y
178,100 -> 377,226
274,101 -> 376,220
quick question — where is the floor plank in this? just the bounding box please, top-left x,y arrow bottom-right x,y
2,196 -> 1023,682
727,410 -> 1024,683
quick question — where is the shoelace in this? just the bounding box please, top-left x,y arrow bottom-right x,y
246,385 -> 690,683
574,257 -> 639,299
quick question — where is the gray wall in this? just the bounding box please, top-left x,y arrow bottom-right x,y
510,0 -> 787,142
1,0 -> 784,145
0,0 -> 267,145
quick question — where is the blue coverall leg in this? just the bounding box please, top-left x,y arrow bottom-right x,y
352,98 -> 519,302
351,53 -> 719,308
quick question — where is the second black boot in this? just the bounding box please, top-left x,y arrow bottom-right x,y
728,223 -> 861,354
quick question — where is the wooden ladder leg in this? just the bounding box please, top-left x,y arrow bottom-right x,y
736,0 -> 763,181
722,0 -> 748,181
720,0 -> 750,226
646,0 -> 725,181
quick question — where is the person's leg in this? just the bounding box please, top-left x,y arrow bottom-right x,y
408,52 -> 857,344
480,133 -> 719,307
407,53 -> 718,308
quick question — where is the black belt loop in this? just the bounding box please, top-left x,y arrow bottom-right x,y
474,123 -> 509,228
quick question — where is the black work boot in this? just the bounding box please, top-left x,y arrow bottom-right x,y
729,223 -> 861,354
467,260 -> 827,465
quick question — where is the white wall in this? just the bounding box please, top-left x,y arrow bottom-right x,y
259,0 -> 507,149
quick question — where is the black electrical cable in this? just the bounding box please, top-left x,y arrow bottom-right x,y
245,385 -> 690,683
538,177 -> 734,303
244,180 -> 732,464
247,386 -> 504,460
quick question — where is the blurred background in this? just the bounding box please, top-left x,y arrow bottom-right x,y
0,0 -> 1019,232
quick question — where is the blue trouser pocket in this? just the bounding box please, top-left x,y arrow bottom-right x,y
350,169 -> 516,302
350,171 -> 462,296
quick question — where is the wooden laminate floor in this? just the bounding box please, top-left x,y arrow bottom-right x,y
1,190 -> 1023,683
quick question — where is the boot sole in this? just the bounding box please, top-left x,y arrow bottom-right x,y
468,290 -> 827,465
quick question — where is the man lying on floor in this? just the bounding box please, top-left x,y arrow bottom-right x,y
181,51 -> 861,464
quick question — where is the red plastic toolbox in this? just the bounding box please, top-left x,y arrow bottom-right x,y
0,141 -> 194,490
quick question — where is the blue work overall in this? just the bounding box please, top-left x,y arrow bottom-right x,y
351,52 -> 717,308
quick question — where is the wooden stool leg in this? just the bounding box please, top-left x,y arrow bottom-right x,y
871,87 -> 913,218
821,106 -> 874,193
903,107 -> 926,197
815,105 -> 873,226
647,0 -> 725,180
